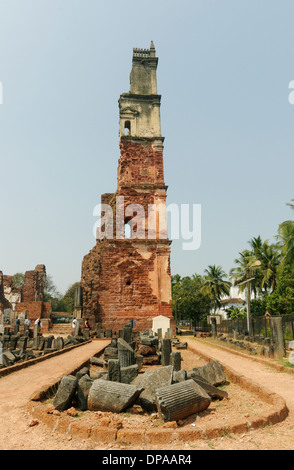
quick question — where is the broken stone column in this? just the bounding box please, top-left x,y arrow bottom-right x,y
110,337 -> 118,348
87,379 -> 143,413
74,319 -> 81,337
96,322 -> 102,338
170,351 -> 181,371
8,336 -> 17,350
211,317 -> 217,339
167,328 -> 174,339
83,328 -> 90,340
53,337 -> 64,350
13,325 -> 19,335
270,316 -> 285,360
118,338 -> 136,367
19,337 -> 27,355
122,325 -> 132,344
161,338 -> 172,366
108,359 -> 121,382
33,324 -> 40,338
155,379 -> 211,422
157,328 -> 162,339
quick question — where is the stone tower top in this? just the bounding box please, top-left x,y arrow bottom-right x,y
119,42 -> 162,139
130,41 -> 158,95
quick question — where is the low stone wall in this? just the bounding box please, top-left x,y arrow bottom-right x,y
27,344 -> 288,445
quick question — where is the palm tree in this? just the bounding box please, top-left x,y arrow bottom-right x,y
257,241 -> 281,292
201,265 -> 231,314
229,250 -> 256,293
277,199 -> 294,269
248,236 -> 263,257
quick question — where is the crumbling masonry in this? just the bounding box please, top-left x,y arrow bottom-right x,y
0,265 -> 51,325
80,43 -> 174,332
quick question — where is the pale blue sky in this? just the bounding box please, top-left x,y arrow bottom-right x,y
0,0 -> 293,294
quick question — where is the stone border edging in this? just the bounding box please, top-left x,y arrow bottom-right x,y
27,342 -> 288,446
0,339 -> 93,379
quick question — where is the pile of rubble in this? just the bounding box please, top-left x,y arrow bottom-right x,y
0,325 -> 88,368
218,334 -> 258,356
52,327 -> 228,423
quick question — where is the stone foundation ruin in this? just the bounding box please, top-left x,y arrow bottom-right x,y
0,264 -> 51,328
50,327 -> 228,425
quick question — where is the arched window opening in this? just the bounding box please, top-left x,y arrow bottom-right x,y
124,120 -> 131,135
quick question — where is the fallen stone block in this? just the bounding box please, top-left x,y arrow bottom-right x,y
88,379 -> 143,413
135,354 -> 144,371
193,360 -> 226,387
131,365 -> 174,411
142,355 -> 160,365
173,369 -> 187,383
76,367 -> 90,381
140,337 -> 158,347
137,344 -> 157,356
108,359 -> 121,382
103,346 -> 118,361
155,379 -> 211,423
120,364 -> 139,384
2,351 -> 16,367
90,370 -> 108,380
53,375 -> 78,411
187,371 -> 228,400
76,374 -> 93,411
90,356 -> 106,367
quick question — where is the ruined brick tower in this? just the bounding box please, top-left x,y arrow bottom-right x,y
81,42 -> 174,332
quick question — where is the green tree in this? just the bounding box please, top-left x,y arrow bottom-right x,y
44,274 -> 61,298
266,267 -> 294,315
43,275 -> 65,312
257,241 -> 281,292
63,282 -> 80,314
12,273 -> 24,288
201,265 -> 231,314
229,250 -> 256,292
172,273 -> 212,325
277,199 -> 294,269
230,239 -> 280,295
226,305 -> 247,320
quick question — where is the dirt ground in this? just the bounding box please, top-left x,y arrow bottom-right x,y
0,337 -> 294,450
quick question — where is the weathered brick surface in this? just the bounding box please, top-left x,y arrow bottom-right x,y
118,137 -> 165,190
22,264 -> 46,302
80,47 -> 174,333
15,301 -> 51,323
80,139 -> 174,332
0,265 -> 50,324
